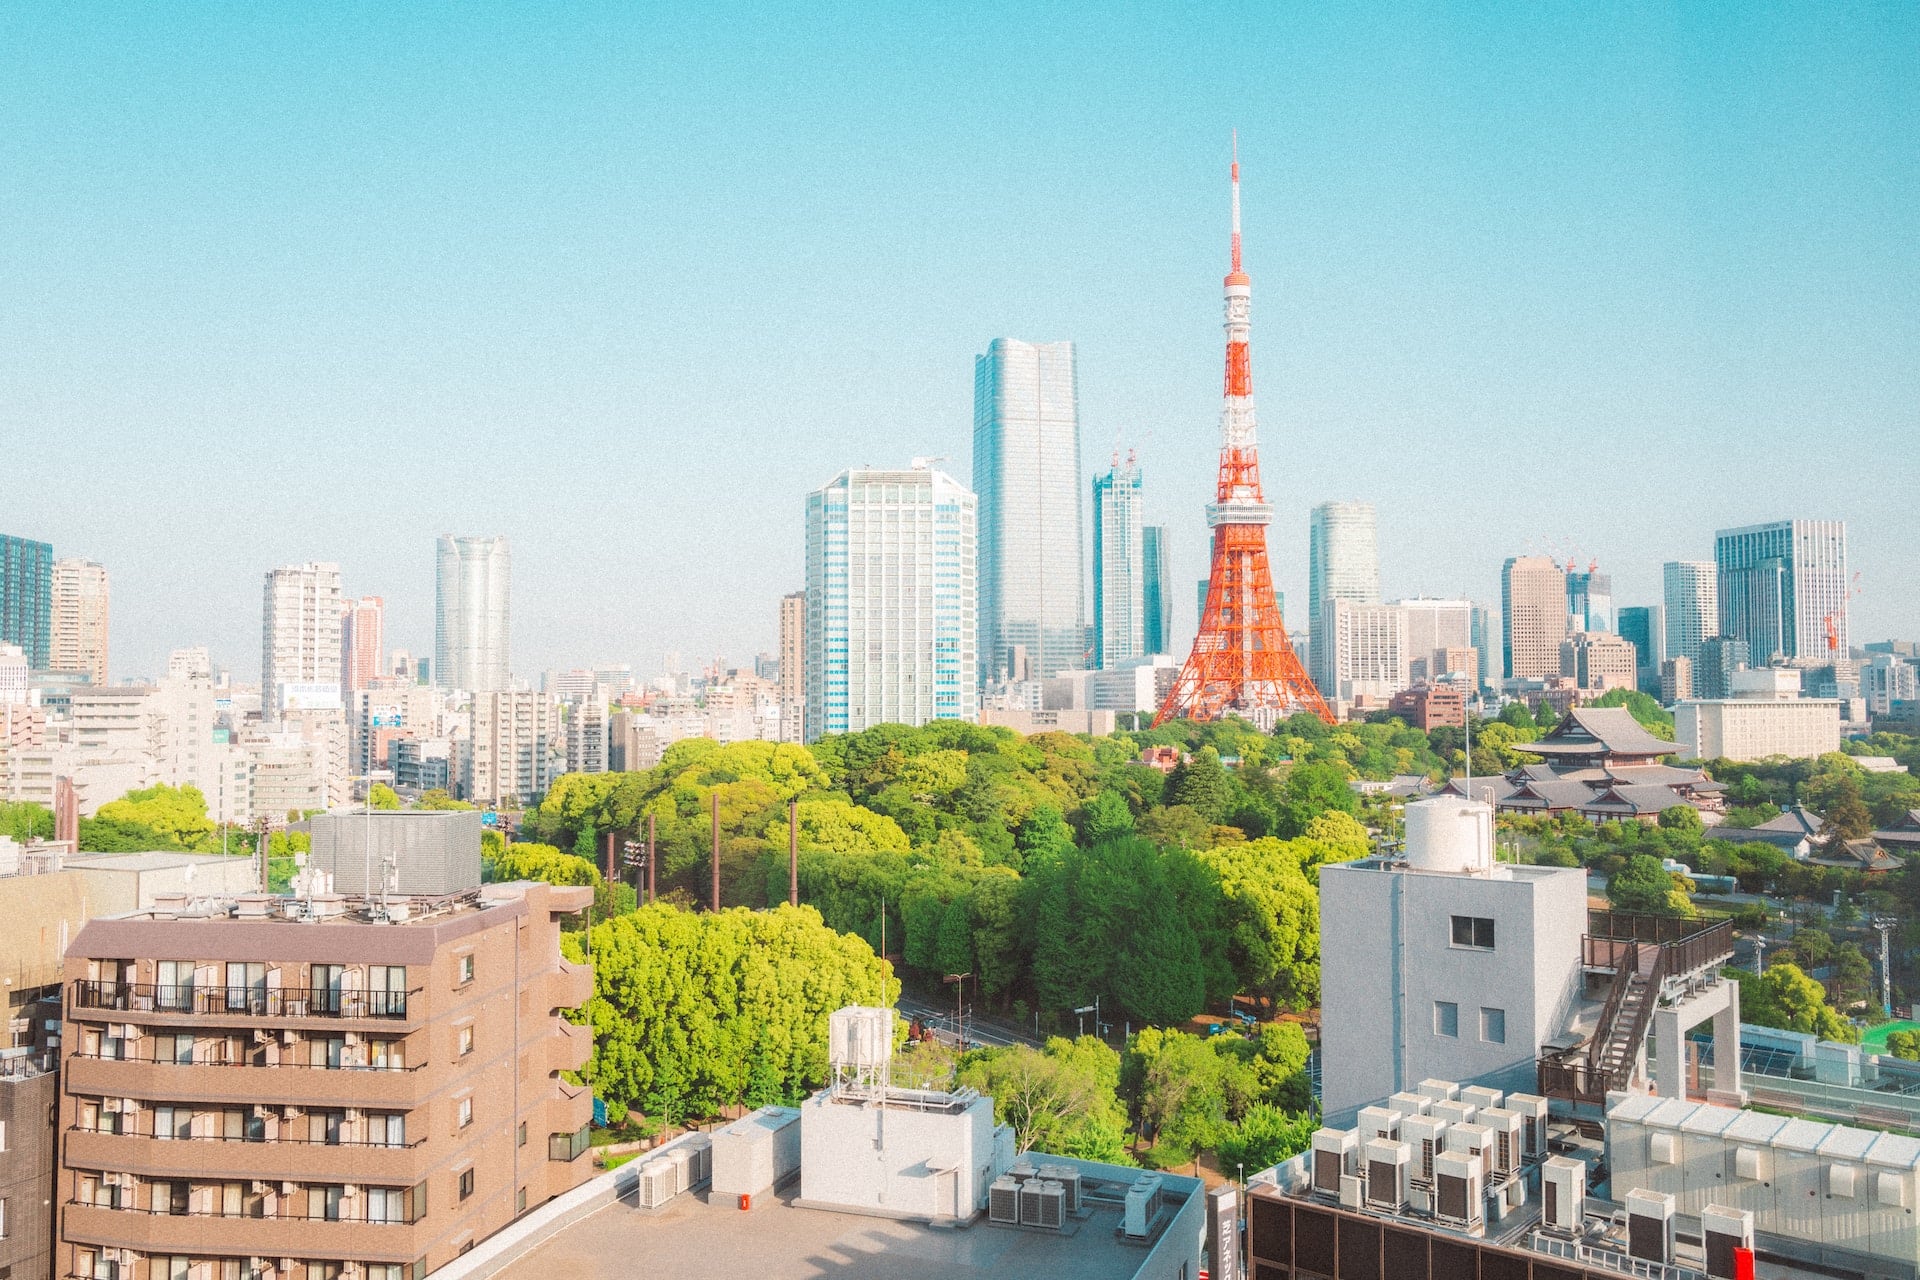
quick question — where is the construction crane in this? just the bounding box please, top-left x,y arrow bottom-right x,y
1823,572 -> 1864,654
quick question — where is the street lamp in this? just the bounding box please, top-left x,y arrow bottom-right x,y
1074,1001 -> 1097,1040
352,770 -> 395,915
944,973 -> 971,1048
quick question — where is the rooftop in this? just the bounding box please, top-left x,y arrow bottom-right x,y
493,1177 -> 1186,1280
1516,706 -> 1678,760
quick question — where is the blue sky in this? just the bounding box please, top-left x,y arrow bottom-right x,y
3,4 -> 1914,680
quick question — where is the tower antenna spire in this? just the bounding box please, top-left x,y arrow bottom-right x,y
1230,130 -> 1242,275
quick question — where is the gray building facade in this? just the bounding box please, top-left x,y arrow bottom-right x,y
307,808 -> 484,897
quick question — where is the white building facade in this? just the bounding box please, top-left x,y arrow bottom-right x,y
1715,519 -> 1849,664
261,562 -> 343,720
1308,501 -> 1381,696
1662,560 -> 1718,663
805,464 -> 977,741
435,534 -> 511,693
1092,455 -> 1145,670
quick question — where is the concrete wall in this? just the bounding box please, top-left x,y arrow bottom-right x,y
309,808 -> 483,896
798,1090 -> 998,1220
1320,861 -> 1585,1126
66,853 -> 263,917
0,871 -> 100,994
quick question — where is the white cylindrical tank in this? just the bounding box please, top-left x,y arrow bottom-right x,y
1404,797 -> 1493,873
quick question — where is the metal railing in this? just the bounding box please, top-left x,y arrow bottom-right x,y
1530,1232 -> 1696,1280
68,1049 -> 422,1072
67,1198 -> 420,1226
72,982 -> 413,1020
69,1125 -> 424,1149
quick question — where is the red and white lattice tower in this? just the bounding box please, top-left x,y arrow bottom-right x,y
1154,143 -> 1334,729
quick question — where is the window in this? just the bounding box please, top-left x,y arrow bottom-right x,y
366,1187 -> 408,1225
311,964 -> 346,1014
517,1121 -> 527,1148
457,1097 -> 474,1129
163,1257 -> 191,1280
367,1039 -> 405,1071
458,1025 -> 475,1057
311,1111 -> 344,1145
153,1107 -> 192,1141
153,1182 -> 189,1216
225,962 -> 266,1013
458,1169 -> 475,1201
308,1185 -> 346,1222
1481,1007 -> 1507,1044
457,954 -> 475,986
368,965 -> 407,1016
516,1186 -> 527,1215
155,961 -> 192,1011
0,1195 -> 7,1239
311,1036 -> 346,1069
166,1032 -> 195,1065
1434,1001 -> 1459,1038
370,1114 -> 406,1147
1450,916 -> 1495,949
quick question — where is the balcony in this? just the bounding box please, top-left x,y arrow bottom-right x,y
71,982 -> 419,1027
62,1201 -> 427,1262
550,1021 -> 591,1075
66,1055 -> 426,1109
550,960 -> 593,1010
64,1128 -> 428,1184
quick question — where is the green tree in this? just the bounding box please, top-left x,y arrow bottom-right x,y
1276,761 -> 1358,838
956,1036 -> 1133,1161
1201,839 -> 1321,1010
415,788 -> 473,810
1735,962 -> 1856,1043
1079,790 -> 1136,844
1497,703 -> 1537,731
1793,928 -> 1833,969
1216,1103 -> 1319,1174
368,783 -> 402,810
776,796 -> 911,854
0,800 -> 53,842
1168,748 -> 1235,823
1608,854 -> 1689,915
92,784 -> 217,851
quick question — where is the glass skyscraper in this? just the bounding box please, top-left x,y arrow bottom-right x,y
1662,560 -> 1718,663
1565,570 -> 1615,634
1141,525 -> 1171,657
1715,520 -> 1849,663
1091,457 -> 1144,669
973,339 -> 1083,681
0,534 -> 54,671
1308,501 -> 1380,695
435,535 -> 512,692
804,464 -> 977,740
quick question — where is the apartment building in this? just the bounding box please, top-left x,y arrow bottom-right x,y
57,880 -> 595,1280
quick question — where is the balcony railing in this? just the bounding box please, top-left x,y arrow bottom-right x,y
72,982 -> 413,1020
548,1123 -> 590,1162
67,1199 -> 421,1226
70,1125 -> 426,1149
69,1049 -> 422,1072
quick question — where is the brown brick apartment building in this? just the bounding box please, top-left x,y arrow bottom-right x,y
55,881 -> 594,1280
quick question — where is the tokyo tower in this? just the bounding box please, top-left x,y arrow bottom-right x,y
1154,144 -> 1334,729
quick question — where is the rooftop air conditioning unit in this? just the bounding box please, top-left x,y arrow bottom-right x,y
1626,1189 -> 1675,1265
1701,1205 -> 1754,1280
1387,1091 -> 1432,1120
639,1160 -> 675,1210
1359,1105 -> 1400,1142
1402,1115 -> 1448,1187
1028,1180 -> 1065,1230
685,1134 -> 712,1186
1123,1175 -> 1162,1239
1506,1093 -> 1549,1162
1339,1174 -> 1363,1210
1480,1108 -> 1525,1180
988,1175 -> 1021,1224
1431,1100 -> 1477,1128
667,1148 -> 692,1194
1416,1079 -> 1460,1103
1460,1085 -> 1504,1112
1009,1158 -> 1037,1183
1036,1163 -> 1081,1214
1364,1139 -> 1412,1213
1433,1150 -> 1483,1230
1311,1128 -> 1360,1198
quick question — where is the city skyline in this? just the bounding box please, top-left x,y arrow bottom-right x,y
4,6 -> 1915,678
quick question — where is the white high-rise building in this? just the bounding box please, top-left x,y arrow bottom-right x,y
464,690 -> 562,806
805,463 -> 977,741
1308,501 -> 1380,696
1325,600 -> 1408,703
50,558 -> 110,685
261,562 -> 343,720
435,535 -> 511,692
1662,560 -> 1719,664
562,688 -> 608,775
1092,454 -> 1145,670
1715,520 -> 1848,665
973,338 -> 1083,681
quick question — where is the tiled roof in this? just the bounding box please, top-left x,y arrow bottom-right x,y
1517,706 -> 1678,759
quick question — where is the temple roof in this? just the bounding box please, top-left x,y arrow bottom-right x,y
1515,706 -> 1678,760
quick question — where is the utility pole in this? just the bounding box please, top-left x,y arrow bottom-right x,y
647,812 -> 657,905
944,973 -> 971,1049
1876,916 -> 1899,1015
604,830 -> 615,886
788,798 -> 799,907
710,790 -> 721,913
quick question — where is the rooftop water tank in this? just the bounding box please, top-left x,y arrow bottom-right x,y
1404,796 -> 1493,874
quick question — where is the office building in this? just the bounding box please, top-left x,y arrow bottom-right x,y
1662,560 -> 1717,663
1564,568 -> 1614,635
435,535 -> 511,692
1320,796 -> 1588,1123
973,338 -> 1083,681
1140,525 -> 1171,656
1397,598 -> 1475,687
778,592 -> 805,743
804,463 -> 977,740
391,737 -> 454,794
1386,683 -> 1467,731
1308,502 -> 1380,695
50,557 -> 110,685
1500,556 -> 1567,680
1715,519 -> 1849,663
1863,653 -> 1918,717
1470,605 -> 1496,693
561,688 -> 608,774
1695,635 -> 1750,700
1677,669 -> 1843,761
1324,601 -> 1407,705
262,562 -> 344,720
0,642 -> 27,707
0,534 -> 53,671
1091,455 -> 1145,669
1617,605 -> 1664,695
340,595 -> 385,695
1660,656 -> 1693,704
239,732 -> 329,822
348,681 -> 443,780
57,879 -> 595,1280
464,690 -> 562,806
1559,631 -> 1637,695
